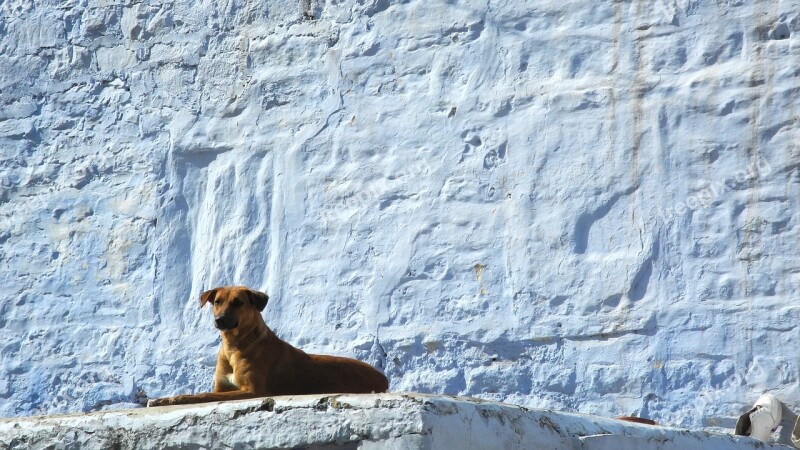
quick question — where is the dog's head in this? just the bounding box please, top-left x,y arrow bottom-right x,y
199,286 -> 269,332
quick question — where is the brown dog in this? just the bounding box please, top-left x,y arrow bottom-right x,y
147,286 -> 389,406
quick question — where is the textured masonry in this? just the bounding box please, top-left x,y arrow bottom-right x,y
0,394 -> 792,450
1,0 -> 799,431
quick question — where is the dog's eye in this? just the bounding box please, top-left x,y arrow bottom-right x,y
232,300 -> 243,307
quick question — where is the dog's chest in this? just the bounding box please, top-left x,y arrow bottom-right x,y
221,372 -> 238,389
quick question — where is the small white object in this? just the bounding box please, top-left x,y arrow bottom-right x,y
225,372 -> 238,388
735,394 -> 783,442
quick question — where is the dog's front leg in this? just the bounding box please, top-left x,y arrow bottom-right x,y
147,389 -> 260,407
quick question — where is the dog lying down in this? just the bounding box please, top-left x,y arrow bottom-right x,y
148,286 -> 389,407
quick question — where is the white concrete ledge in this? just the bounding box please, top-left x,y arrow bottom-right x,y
0,394 -> 791,450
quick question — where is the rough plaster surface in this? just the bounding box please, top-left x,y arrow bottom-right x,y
0,394 -> 793,450
1,0 -> 799,434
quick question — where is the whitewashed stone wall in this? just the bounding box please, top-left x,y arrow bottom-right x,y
1,0 -> 799,432
0,394 -> 793,450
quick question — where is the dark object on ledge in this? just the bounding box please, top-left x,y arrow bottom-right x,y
616,416 -> 658,426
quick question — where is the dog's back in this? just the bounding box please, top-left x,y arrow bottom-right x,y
265,338 -> 389,395
306,354 -> 389,394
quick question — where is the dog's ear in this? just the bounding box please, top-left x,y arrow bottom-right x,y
247,290 -> 269,312
200,288 -> 220,308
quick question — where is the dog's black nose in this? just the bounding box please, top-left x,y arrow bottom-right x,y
214,316 -> 237,330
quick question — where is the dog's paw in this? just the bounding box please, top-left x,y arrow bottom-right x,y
147,397 -> 171,407
148,395 -> 193,407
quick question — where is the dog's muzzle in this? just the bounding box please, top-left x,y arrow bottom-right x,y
214,315 -> 238,330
